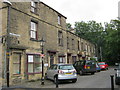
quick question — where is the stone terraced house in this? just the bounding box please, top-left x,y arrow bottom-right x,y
0,0 -> 96,85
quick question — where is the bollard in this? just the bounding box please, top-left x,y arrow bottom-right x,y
110,75 -> 114,90
56,74 -> 59,88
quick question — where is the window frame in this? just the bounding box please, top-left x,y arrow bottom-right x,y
58,31 -> 63,46
72,39 -> 75,50
30,21 -> 38,40
58,15 -> 61,25
12,53 -> 21,75
27,54 -> 42,74
31,1 -> 37,13
78,41 -> 80,51
67,37 -> 69,49
58,56 -> 65,64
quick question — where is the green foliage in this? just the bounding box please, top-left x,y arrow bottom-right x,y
66,23 -> 72,30
103,19 -> 120,64
74,21 -> 104,45
73,19 -> 120,64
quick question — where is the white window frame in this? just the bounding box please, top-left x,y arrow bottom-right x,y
30,21 -> 37,39
31,1 -> 37,13
58,57 -> 65,64
58,15 -> 61,25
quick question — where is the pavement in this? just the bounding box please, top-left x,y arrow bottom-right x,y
2,79 -> 57,89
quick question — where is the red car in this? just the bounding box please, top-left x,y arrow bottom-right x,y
98,62 -> 108,70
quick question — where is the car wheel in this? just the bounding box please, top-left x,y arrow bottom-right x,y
54,76 -> 59,84
115,81 -> 119,85
91,72 -> 95,75
45,73 -> 48,80
72,79 -> 77,83
115,78 -> 119,85
79,70 -> 83,75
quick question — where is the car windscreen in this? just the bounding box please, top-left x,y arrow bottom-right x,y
86,61 -> 95,65
59,65 -> 74,70
98,63 -> 105,65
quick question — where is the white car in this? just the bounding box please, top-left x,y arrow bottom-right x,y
114,63 -> 120,85
45,64 -> 77,83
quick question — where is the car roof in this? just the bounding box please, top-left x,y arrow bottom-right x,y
98,62 -> 105,63
52,64 -> 73,66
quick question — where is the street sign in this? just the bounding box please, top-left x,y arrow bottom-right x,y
9,33 -> 20,37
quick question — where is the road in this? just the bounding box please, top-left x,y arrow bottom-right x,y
58,67 -> 119,88
2,66 -> 120,89
43,66 -> 120,88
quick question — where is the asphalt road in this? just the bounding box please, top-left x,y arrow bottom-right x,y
43,66 -> 120,88
58,66 -> 119,88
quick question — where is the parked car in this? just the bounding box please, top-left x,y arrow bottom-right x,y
98,62 -> 108,70
96,63 -> 101,72
45,64 -> 77,83
73,60 -> 96,75
114,63 -> 120,85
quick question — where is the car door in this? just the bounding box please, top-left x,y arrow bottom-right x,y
51,65 -> 58,80
47,65 -> 54,79
73,62 -> 78,72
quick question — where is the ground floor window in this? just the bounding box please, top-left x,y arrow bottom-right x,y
27,54 -> 42,74
12,53 -> 21,74
58,56 -> 65,64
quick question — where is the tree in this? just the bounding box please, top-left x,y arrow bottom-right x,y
74,21 -> 104,61
103,19 -> 120,64
66,23 -> 72,30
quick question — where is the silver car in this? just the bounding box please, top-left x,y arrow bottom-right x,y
45,64 -> 77,83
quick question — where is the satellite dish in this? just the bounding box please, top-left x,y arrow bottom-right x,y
3,0 -> 12,5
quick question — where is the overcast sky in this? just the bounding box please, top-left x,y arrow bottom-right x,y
41,0 -> 119,26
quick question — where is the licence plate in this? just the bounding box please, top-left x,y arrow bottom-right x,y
65,72 -> 72,74
87,66 -> 90,69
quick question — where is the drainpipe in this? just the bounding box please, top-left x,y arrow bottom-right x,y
3,0 -> 12,87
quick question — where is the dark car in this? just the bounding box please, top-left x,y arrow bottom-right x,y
73,60 -> 96,75
96,63 -> 101,72
114,63 -> 120,85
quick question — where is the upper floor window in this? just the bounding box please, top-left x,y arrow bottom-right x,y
67,37 -> 69,49
58,15 -> 61,25
31,1 -> 37,13
72,39 -> 75,50
58,31 -> 63,46
81,42 -> 84,51
30,21 -> 37,40
78,41 -> 80,51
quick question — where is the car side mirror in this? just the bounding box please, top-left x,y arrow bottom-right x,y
114,69 -> 117,70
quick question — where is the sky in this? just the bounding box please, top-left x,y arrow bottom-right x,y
41,0 -> 120,26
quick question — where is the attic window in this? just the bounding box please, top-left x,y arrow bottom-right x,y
58,15 -> 61,25
31,1 -> 37,13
